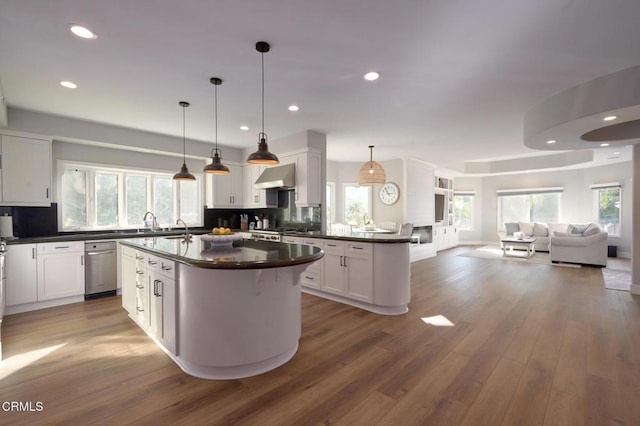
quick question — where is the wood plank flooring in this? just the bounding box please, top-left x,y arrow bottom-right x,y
1,247 -> 639,425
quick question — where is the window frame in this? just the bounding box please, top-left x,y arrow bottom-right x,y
342,183 -> 372,225
453,191 -> 474,231
590,183 -> 621,237
58,161 -> 203,231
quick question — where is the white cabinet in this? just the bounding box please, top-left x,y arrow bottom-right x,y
279,150 -> 322,207
120,246 -> 176,354
5,244 -> 38,305
320,239 -> 373,302
298,237 -> 323,290
0,133 -> 52,206
243,164 -> 276,208
433,226 -> 458,251
147,255 -> 176,353
212,164 -> 243,208
36,242 -> 85,301
120,245 -> 138,316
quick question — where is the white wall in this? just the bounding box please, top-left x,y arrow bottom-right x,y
455,161 -> 633,256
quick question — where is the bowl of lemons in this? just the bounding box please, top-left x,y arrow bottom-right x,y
200,227 -> 243,247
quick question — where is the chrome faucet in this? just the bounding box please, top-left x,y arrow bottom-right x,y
176,218 -> 191,242
143,211 -> 158,232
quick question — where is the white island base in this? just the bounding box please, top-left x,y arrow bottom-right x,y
173,264 -> 307,380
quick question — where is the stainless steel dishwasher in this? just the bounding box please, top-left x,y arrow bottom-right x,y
85,241 -> 117,300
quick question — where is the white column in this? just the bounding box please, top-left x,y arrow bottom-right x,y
632,144 -> 640,294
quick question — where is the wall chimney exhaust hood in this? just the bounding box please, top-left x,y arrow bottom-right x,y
254,163 -> 295,189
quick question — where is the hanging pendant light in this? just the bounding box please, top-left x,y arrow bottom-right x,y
173,101 -> 196,181
247,41 -> 279,165
357,145 -> 386,185
203,77 -> 230,175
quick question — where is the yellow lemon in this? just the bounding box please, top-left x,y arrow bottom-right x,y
212,227 -> 220,235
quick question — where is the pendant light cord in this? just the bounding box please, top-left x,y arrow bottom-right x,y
182,105 -> 186,164
214,83 -> 218,151
261,49 -> 265,135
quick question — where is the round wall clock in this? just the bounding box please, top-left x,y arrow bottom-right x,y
379,182 -> 400,205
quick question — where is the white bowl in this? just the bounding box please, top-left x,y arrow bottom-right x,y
200,233 -> 243,247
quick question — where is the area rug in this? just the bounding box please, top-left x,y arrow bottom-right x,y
458,245 -> 580,268
602,267 -> 631,291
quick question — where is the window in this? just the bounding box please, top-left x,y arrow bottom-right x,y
454,192 -> 474,231
497,188 -> 562,230
591,183 -> 621,236
59,162 -> 202,231
343,184 -> 371,225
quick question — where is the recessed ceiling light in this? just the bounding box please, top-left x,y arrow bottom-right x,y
364,72 -> 379,81
288,105 -> 299,112
69,24 -> 97,40
600,143 -> 610,147
603,115 -> 617,121
546,140 -> 556,144
240,125 -> 249,131
60,81 -> 77,89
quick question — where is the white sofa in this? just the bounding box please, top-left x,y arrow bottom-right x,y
498,222 -> 569,252
549,223 -> 608,267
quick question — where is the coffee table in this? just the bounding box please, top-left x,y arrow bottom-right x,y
500,237 -> 536,258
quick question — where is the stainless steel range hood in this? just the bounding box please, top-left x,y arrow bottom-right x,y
254,163 -> 295,189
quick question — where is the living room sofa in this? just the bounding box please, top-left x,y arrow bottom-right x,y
549,223 -> 608,267
498,222 -> 569,252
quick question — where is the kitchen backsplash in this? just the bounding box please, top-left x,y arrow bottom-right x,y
0,203 -> 58,238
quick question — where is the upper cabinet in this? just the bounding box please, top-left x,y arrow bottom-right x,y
279,149 -> 322,207
243,164 -> 269,208
0,132 -> 52,206
211,164 -> 244,208
404,158 -> 434,226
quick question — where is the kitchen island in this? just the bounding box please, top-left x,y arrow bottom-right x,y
119,235 -> 322,380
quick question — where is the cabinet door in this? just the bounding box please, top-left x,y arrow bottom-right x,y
299,238 -> 323,289
120,246 -> 137,315
37,251 -> 85,300
148,271 -> 176,354
212,164 -> 243,207
0,135 -> 52,206
345,243 -> 373,302
292,151 -> 321,207
5,244 -> 38,305
322,241 -> 346,295
243,164 -> 268,208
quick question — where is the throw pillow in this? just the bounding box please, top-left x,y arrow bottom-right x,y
568,224 -> 587,234
518,222 -> 534,237
548,223 -> 569,236
533,222 -> 549,237
504,222 -> 519,235
554,231 -> 578,237
582,222 -> 601,237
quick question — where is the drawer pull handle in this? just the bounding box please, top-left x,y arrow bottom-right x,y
54,246 -> 70,249
327,243 -> 337,247
136,307 -> 144,312
351,246 -> 364,250
304,275 -> 314,280
161,264 -> 172,271
136,284 -> 144,289
147,260 -> 157,265
136,255 -> 144,260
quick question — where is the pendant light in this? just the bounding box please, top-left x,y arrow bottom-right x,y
357,145 -> 386,185
247,41 -> 279,165
173,101 -> 196,181
203,77 -> 230,175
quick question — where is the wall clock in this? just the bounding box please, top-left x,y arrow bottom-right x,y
379,182 -> 400,205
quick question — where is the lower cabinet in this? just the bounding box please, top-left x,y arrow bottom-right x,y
5,244 -> 38,305
434,226 -> 459,251
320,240 -> 373,302
36,242 -> 85,301
6,242 -> 84,309
120,244 -> 176,354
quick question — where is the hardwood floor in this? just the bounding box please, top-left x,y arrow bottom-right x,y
1,247 -> 639,425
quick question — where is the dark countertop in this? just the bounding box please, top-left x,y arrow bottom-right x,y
281,231 -> 411,243
120,235 -> 324,270
4,228 -> 211,245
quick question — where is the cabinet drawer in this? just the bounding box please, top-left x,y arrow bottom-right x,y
322,241 -> 344,255
347,242 -> 372,256
300,269 -> 320,287
282,236 -> 300,244
300,239 -> 322,248
38,241 -> 84,254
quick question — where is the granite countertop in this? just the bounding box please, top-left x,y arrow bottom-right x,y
4,228 -> 211,245
120,235 -> 324,269
281,231 -> 411,243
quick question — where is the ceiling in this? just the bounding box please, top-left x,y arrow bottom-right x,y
1,0 -> 640,172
